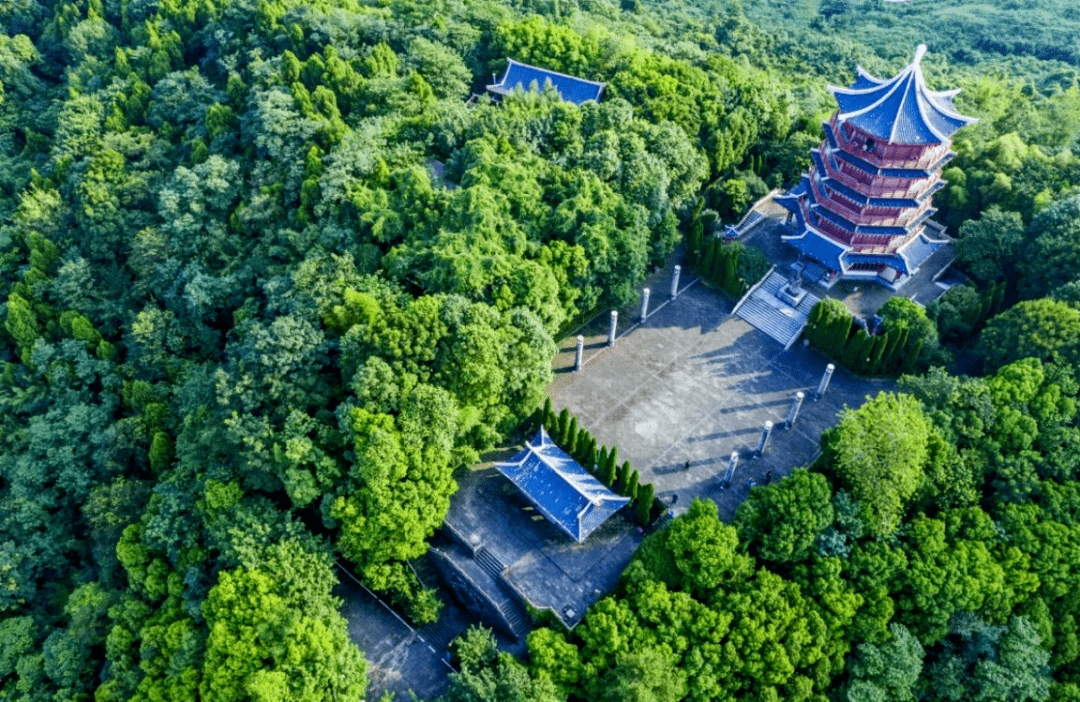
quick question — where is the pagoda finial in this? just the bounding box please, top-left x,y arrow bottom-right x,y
913,44 -> 927,68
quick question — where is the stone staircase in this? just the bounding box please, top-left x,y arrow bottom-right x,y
420,614 -> 459,653
412,554 -> 459,653
474,548 -> 505,579
496,592 -> 532,640
473,548 -> 532,639
736,210 -> 764,234
735,271 -> 820,348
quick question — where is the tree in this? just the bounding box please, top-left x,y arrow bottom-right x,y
527,627 -> 582,697
1021,192 -> 1080,298
444,626 -> 561,702
638,498 -> 752,595
556,408 -> 571,445
828,392 -> 932,537
955,206 -> 1025,287
616,461 -> 631,493
734,469 -> 834,564
842,328 -> 872,373
598,646 -> 688,702
566,416 -> 579,455
976,298 -> 1080,374
200,542 -> 367,702
844,623 -> 924,702
636,483 -> 655,525
928,284 -> 983,345
878,297 -> 943,370
601,447 -> 618,487
921,614 -> 1051,702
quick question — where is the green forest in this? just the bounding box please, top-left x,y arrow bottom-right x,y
2,0 -> 1080,699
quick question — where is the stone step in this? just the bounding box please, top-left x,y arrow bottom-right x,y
736,271 -> 820,347
498,597 -> 532,640
420,614 -> 458,653
737,210 -> 764,233
411,554 -> 440,589
737,297 -> 803,345
474,547 -> 505,580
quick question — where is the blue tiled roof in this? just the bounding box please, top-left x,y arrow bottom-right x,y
829,45 -> 977,145
882,166 -> 932,178
496,427 -> 629,543
898,231 -> 946,271
834,149 -> 881,175
783,228 -> 847,272
823,121 -> 839,149
869,196 -> 919,208
775,184 -> 804,215
487,60 -> 605,105
842,251 -> 911,275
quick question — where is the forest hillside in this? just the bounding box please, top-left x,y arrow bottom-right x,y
2,0 -> 1080,700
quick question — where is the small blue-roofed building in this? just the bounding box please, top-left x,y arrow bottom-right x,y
486,59 -> 605,105
496,427 -> 629,543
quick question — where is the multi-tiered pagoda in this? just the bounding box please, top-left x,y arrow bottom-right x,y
776,45 -> 977,289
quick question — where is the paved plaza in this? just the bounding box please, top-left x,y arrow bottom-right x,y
548,277 -> 895,521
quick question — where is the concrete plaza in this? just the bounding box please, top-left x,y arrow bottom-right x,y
548,278 -> 895,521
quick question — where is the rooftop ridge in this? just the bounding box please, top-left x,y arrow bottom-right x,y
501,59 -> 606,89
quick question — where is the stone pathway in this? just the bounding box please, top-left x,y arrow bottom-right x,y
547,280 -> 895,521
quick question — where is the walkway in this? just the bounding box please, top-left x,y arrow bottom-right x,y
547,281 -> 894,521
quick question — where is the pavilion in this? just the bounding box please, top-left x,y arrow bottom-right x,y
486,59 -> 605,105
495,426 -> 629,543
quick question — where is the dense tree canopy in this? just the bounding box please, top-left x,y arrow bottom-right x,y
4,0 -> 1080,698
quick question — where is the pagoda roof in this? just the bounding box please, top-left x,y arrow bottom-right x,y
829,45 -> 977,145
487,59 -> 605,105
896,229 -> 948,272
495,427 -> 629,543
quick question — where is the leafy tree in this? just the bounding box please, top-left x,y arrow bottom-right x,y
828,392 -> 932,537
201,544 -> 367,701
878,297 -> 944,370
921,614 -> 1051,702
955,206 -> 1025,287
443,626 -> 562,702
1021,192 -> 1080,299
844,623 -> 924,702
598,646 -> 687,702
735,469 -> 834,564
977,298 -> 1080,374
928,284 -> 984,345
636,483 -> 655,525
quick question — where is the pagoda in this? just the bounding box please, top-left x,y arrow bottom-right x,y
776,45 -> 977,289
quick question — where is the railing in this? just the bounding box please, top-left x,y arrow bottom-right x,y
822,148 -> 935,199
831,116 -> 948,170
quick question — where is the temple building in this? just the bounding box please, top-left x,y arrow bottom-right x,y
494,427 -> 629,543
776,45 -> 977,289
486,59 -> 605,105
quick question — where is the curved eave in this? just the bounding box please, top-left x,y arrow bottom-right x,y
829,45 -> 978,145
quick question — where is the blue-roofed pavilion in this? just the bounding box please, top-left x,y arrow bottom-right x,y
487,59 -> 605,105
496,427 -> 629,543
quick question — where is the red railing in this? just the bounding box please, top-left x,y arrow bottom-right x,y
820,147 -> 938,200
832,117 -> 945,170
810,175 -> 930,229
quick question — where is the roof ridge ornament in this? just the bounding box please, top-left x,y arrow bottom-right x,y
912,43 -> 927,68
